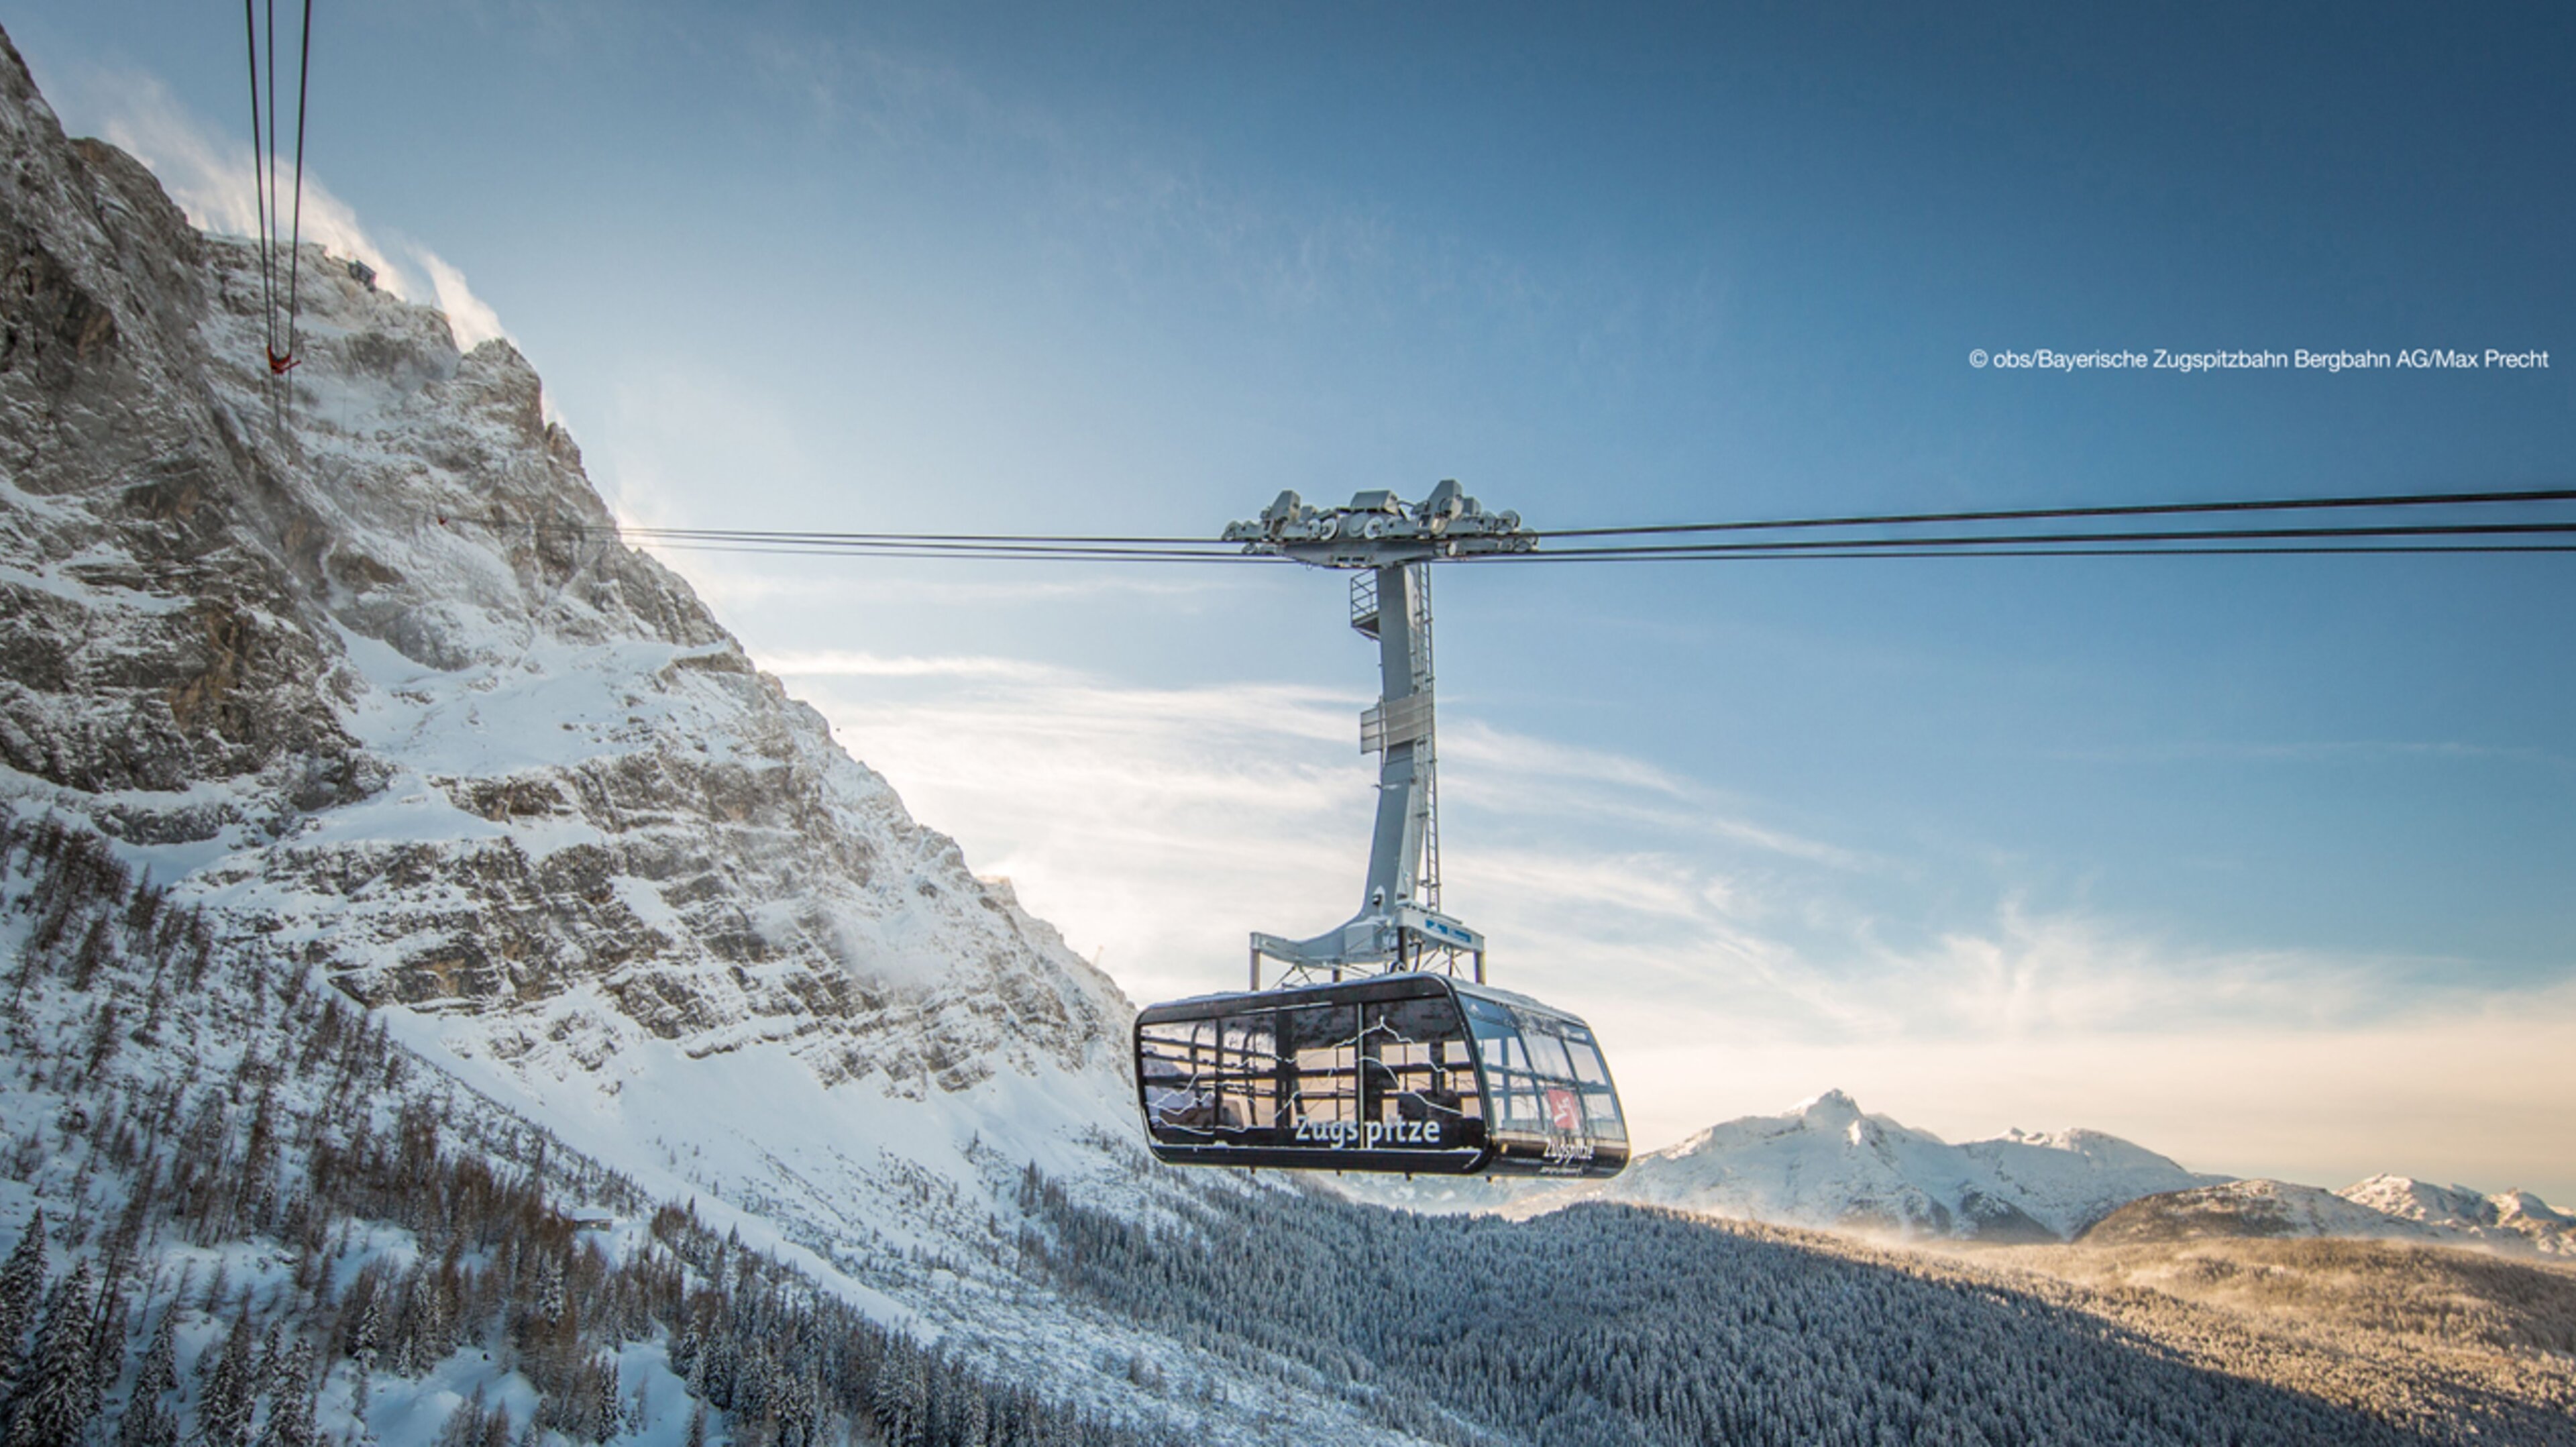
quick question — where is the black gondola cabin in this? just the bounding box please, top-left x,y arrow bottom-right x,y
1134,973 -> 1628,1179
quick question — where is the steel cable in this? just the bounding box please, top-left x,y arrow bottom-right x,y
283,0 -> 313,370
1532,486 -> 2576,540
518,486 -> 2576,564
241,0 -> 275,365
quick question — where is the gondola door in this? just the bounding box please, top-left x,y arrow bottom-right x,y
1519,1022 -> 1594,1169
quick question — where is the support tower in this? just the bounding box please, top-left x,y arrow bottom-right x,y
1222,482 -> 1536,988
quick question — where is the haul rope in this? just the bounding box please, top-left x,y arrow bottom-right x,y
242,0 -> 315,377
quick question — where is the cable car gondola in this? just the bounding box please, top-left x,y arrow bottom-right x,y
1138,972 -> 1628,1177
1132,486 -> 1629,1179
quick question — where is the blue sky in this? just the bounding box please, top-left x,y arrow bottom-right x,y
17,1 -> 2573,1195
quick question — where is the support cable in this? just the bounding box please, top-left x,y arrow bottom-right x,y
1535,486 -> 2576,540
241,0 -> 275,368
1495,519 -> 2576,559
540,523 -> 1234,548
612,541 -> 1287,564
1463,542 -> 2576,562
513,487 -> 2575,564
606,535 -> 2576,563
265,0 -> 279,360
279,0 -> 314,375
241,0 -> 313,377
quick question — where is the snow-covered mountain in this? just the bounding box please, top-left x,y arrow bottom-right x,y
2082,1179 -> 2404,1245
1568,1089 -> 2224,1240
0,34 -> 1446,1440
0,15 -> 1134,1199
1350,1089 -> 2225,1240
1396,1087 -> 2576,1258
2087,1175 -> 2574,1256
1460,1093 -> 2574,1255
2339,1173 -> 2576,1250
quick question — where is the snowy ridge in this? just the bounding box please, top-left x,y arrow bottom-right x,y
1450,1093 -> 2576,1255
2087,1175 -> 2575,1255
2338,1173 -> 2576,1250
2082,1179 -> 2405,1246
1440,1089 -> 2224,1242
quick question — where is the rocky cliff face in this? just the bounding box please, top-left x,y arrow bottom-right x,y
0,30 -> 1128,1136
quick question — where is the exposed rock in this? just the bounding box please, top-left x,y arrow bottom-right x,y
0,29 -> 1129,1116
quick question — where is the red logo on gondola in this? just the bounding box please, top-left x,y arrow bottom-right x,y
1546,1087 -> 1581,1132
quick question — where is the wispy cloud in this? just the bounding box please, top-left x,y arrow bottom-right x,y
1443,716 -> 1873,870
410,247 -> 512,352
783,670 -> 1371,994
773,653 -> 2575,1198
758,650 -> 1073,683
773,660 -> 2131,1024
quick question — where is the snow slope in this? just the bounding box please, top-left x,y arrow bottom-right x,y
0,813 -> 1303,1447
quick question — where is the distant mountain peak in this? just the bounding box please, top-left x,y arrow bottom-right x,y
1796,1087 -> 1864,1120
1550,1092 -> 2217,1241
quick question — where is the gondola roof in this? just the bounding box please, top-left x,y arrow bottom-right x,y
1134,971 -> 1578,1025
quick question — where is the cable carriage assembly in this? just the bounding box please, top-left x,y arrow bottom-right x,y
1134,484 -> 1631,1179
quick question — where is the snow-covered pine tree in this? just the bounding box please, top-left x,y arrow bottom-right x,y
434,1387 -> 487,1447
868,1350 -> 911,1447
5,1259 -> 99,1447
193,1262 -> 227,1318
256,1338 -> 315,1447
86,1263 -> 129,1403
586,1353 -> 619,1446
344,1279 -> 382,1419
197,1308 -> 257,1447
727,1341 -> 768,1426
116,1309 -> 178,1447
0,1210 -> 45,1402
699,1325 -> 736,1412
